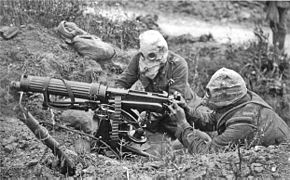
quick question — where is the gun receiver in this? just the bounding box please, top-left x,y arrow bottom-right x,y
10,75 -> 175,113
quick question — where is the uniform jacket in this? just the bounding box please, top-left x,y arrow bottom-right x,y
177,91 -> 290,154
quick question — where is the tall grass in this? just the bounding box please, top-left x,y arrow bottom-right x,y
0,0 -> 82,28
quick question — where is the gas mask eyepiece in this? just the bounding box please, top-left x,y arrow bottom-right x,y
147,52 -> 157,61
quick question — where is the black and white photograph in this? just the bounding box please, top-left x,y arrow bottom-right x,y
1,0 -> 290,179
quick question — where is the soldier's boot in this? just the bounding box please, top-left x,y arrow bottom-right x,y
272,30 -> 278,48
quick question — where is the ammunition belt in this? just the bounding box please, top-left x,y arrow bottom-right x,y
111,96 -> 121,141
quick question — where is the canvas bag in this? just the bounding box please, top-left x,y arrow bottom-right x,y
57,21 -> 87,42
73,34 -> 115,61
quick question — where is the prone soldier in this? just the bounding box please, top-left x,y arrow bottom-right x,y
169,67 -> 290,154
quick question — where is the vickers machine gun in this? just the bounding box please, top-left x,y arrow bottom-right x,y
11,75 -> 178,158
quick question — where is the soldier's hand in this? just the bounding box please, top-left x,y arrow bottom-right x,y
161,91 -> 169,97
173,91 -> 187,108
195,129 -> 212,143
168,101 -> 187,124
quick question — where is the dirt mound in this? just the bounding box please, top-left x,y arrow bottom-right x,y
0,116 -> 61,178
0,22 -> 140,178
0,25 -> 64,115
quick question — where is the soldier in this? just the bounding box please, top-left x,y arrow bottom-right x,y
266,1 -> 290,50
169,67 -> 290,154
115,30 -> 206,137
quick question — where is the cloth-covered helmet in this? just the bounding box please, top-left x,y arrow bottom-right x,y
138,30 -> 168,79
205,67 -> 247,108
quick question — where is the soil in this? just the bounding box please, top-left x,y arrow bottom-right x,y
1,1 -> 290,179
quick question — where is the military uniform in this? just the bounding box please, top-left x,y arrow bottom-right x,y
266,1 -> 290,50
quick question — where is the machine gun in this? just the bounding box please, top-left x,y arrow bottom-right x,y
10,75 -> 179,158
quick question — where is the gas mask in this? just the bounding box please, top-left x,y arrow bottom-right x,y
201,89 -> 216,110
202,68 -> 248,110
138,30 -> 168,79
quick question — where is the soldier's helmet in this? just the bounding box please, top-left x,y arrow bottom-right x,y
205,67 -> 247,108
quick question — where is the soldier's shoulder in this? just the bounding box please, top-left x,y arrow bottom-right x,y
233,102 -> 261,119
168,51 -> 187,66
223,103 -> 258,127
132,52 -> 142,59
130,52 -> 142,63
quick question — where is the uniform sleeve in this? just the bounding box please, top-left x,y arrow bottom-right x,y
175,122 -> 213,154
176,116 -> 257,154
185,104 -> 217,131
115,55 -> 139,89
170,59 -> 216,130
212,116 -> 257,147
168,59 -> 189,96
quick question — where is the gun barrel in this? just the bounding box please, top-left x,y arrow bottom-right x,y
10,75 -> 112,101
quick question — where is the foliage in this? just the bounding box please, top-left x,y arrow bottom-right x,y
0,0 -> 81,28
76,14 -> 141,50
237,27 -> 290,124
237,27 -> 289,97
